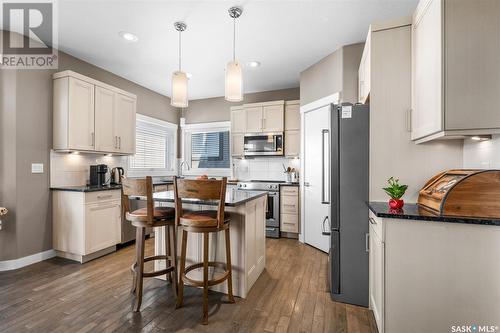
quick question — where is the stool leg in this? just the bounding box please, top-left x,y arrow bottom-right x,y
165,226 -> 172,283
176,229 -> 188,309
131,238 -> 139,294
202,232 -> 209,325
225,228 -> 235,303
170,224 -> 178,298
133,227 -> 145,312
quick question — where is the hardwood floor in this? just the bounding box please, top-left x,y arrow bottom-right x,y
0,238 -> 377,333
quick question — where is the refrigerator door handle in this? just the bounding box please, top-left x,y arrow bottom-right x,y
321,216 -> 331,235
321,129 -> 330,204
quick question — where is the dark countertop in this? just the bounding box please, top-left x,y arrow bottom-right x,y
131,189 -> 268,207
368,201 -> 500,226
51,184 -> 123,192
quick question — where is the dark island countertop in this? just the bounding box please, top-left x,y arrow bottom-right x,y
51,184 -> 123,192
368,202 -> 500,226
130,189 -> 268,207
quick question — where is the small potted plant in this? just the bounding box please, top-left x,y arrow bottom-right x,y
383,177 -> 408,209
0,207 -> 8,231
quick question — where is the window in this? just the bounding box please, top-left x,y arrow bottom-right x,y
182,121 -> 231,176
129,114 -> 177,176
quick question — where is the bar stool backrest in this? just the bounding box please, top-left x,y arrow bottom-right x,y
121,176 -> 154,225
173,177 -> 227,228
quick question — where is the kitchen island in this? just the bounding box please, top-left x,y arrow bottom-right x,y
142,189 -> 268,299
367,202 -> 500,333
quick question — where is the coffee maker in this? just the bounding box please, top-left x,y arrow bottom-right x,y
89,164 -> 109,187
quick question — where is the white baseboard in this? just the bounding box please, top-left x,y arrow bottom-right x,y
0,249 -> 56,271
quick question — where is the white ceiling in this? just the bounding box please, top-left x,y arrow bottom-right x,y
58,0 -> 418,100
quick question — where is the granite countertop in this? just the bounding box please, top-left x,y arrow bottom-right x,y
368,202 -> 500,226
50,184 -> 123,192
131,189 -> 268,207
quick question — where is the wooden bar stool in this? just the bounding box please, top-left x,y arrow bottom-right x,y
122,176 -> 178,312
173,176 -> 235,325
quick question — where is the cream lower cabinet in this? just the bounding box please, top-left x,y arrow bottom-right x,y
54,70 -> 136,154
368,213 -> 384,333
53,190 -> 121,263
280,186 -> 299,233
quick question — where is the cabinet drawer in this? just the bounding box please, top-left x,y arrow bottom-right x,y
369,210 -> 383,240
85,190 -> 121,203
281,196 -> 298,214
281,186 -> 298,195
281,213 -> 298,233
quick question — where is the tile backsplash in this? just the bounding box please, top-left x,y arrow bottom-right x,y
50,150 -> 127,187
463,135 -> 500,169
232,157 -> 300,181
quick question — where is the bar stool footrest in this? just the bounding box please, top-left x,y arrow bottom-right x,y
131,254 -> 176,278
182,261 -> 231,287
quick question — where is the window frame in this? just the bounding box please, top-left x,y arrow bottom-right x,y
181,121 -> 232,177
128,114 -> 178,177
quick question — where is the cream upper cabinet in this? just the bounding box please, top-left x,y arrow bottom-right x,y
262,103 -> 284,132
231,106 -> 246,133
245,106 -> 263,133
231,133 -> 244,157
358,30 -> 371,104
285,130 -> 300,157
411,0 -> 443,141
54,76 -> 95,151
115,93 -> 136,154
95,86 -> 116,152
53,71 -> 137,154
284,100 -> 300,131
411,0 -> 500,142
244,101 -> 284,133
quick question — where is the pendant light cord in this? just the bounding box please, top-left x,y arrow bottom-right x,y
178,30 -> 182,71
233,18 -> 236,61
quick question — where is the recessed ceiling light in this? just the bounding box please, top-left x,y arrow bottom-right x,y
247,61 -> 261,68
119,31 -> 138,42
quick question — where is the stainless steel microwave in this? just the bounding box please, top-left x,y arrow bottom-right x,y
244,133 -> 284,156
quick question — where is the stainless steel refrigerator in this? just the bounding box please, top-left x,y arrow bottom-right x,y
324,103 -> 369,307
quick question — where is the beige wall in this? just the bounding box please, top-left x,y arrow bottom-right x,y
300,43 -> 363,106
0,32 -> 179,261
183,87 -> 300,124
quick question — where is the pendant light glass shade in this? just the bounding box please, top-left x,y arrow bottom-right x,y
171,70 -> 188,108
225,60 -> 243,102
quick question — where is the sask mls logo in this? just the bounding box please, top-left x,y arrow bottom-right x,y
1,0 -> 58,68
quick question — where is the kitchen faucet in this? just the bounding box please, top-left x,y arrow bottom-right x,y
179,161 -> 191,176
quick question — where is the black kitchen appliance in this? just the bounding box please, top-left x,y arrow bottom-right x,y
89,164 -> 108,187
244,133 -> 283,156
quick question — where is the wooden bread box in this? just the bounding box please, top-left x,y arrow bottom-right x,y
418,169 -> 500,218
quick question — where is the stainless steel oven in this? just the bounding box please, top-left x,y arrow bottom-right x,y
237,181 -> 281,238
244,133 -> 283,156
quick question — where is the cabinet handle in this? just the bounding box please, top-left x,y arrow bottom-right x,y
118,137 -> 121,149
91,132 -> 95,146
406,109 -> 412,132
369,217 -> 377,225
97,194 -> 113,200
366,233 -> 370,252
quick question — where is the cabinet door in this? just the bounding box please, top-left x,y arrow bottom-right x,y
245,106 -> 263,133
369,224 -> 384,333
411,0 -> 443,140
95,86 -> 117,152
68,77 -> 95,150
231,108 -> 246,133
285,102 -> 300,131
281,213 -> 298,233
285,130 -> 300,157
85,201 -> 121,254
231,133 -> 244,157
115,93 -> 136,154
262,104 -> 284,132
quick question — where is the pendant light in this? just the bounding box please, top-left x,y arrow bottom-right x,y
171,21 -> 188,108
225,6 -> 243,102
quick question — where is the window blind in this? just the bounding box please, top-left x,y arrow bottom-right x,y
191,131 -> 230,169
129,120 -> 175,171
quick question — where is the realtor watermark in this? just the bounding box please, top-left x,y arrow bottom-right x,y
1,0 -> 58,69
451,325 -> 499,333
